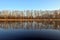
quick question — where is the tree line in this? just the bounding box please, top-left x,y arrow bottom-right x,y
0,10 -> 60,19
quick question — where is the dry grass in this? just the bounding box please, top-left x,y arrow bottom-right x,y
0,19 -> 59,22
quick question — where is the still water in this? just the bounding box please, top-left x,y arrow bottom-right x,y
0,21 -> 59,30
0,21 -> 60,39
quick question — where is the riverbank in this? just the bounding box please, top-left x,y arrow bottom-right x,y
0,19 -> 60,22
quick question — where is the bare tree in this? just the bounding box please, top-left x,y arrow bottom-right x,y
54,10 -> 58,19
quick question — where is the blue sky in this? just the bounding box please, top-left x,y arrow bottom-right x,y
0,0 -> 60,10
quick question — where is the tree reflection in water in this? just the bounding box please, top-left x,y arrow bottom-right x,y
0,21 -> 60,30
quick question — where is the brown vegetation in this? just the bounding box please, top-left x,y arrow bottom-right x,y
0,10 -> 60,21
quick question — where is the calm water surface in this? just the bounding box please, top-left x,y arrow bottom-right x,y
0,23 -> 59,40
0,21 -> 59,30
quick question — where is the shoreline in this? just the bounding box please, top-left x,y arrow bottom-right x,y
0,19 -> 59,22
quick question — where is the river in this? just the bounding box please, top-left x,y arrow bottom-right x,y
0,22 -> 60,39
0,21 -> 59,30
